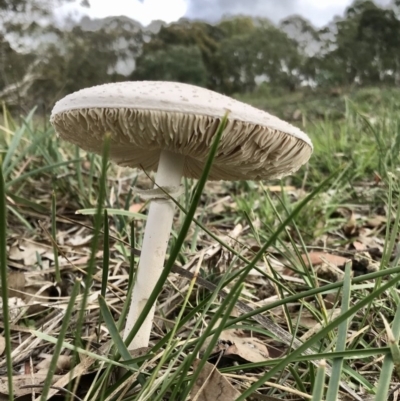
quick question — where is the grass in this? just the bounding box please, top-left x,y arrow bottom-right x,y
1,88 -> 400,400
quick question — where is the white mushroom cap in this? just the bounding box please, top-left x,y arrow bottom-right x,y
50,81 -> 313,181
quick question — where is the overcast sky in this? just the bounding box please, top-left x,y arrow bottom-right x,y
56,0 -> 393,27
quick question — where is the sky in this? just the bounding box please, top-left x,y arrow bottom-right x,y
56,0 -> 392,27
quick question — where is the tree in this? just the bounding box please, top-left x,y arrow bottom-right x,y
26,19 -> 142,111
133,45 -> 208,86
316,0 -> 400,86
139,20 -> 224,89
216,19 -> 303,93
0,0 -> 91,108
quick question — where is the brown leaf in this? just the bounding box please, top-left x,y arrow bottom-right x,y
0,374 -> 61,397
36,354 -> 71,374
203,328 -> 269,364
129,347 -> 152,358
266,185 -> 296,192
190,360 -> 241,401
373,171 -> 382,184
0,336 -> 5,356
365,215 -> 386,228
129,202 -> 145,213
3,297 -> 26,321
68,234 -> 93,246
291,309 -> 341,331
5,272 -> 26,297
301,252 -> 350,268
352,241 -> 365,251
223,335 -> 269,363
343,210 -> 357,236
8,241 -> 48,266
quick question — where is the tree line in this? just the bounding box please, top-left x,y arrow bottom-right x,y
1,0 -> 400,112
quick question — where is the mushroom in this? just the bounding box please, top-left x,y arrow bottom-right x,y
50,81 -> 313,350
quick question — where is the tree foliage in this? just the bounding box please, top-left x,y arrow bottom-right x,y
1,0 -> 400,110
133,45 -> 208,86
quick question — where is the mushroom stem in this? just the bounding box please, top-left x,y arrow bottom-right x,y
123,149 -> 185,350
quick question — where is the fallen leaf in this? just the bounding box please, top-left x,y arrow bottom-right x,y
203,327 -> 269,364
8,241 -> 48,266
0,336 -> 5,356
0,297 -> 26,321
266,185 -> 296,192
352,241 -> 365,251
67,234 -> 93,246
223,335 -> 269,363
129,347 -> 152,358
5,272 -> 26,297
373,171 -> 382,184
129,202 -> 145,213
36,354 -> 71,374
190,359 -> 241,401
1,272 -> 58,317
301,252 -> 350,268
300,252 -> 351,282
290,309 -> 342,330
365,215 -> 386,228
0,374 -> 61,397
300,309 -> 342,342
343,210 -> 358,236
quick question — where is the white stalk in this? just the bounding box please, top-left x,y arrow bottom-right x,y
123,149 -> 185,350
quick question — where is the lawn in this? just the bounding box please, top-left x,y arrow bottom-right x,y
1,87 -> 400,400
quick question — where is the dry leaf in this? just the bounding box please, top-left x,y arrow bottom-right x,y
8,241 -> 49,266
266,185 -> 296,192
0,374 -> 61,397
0,336 -> 5,356
290,308 -> 342,330
129,347 -> 152,358
301,252 -> 350,268
0,297 -> 26,321
36,354 -> 71,374
352,241 -> 365,251
343,210 -> 357,236
1,272 -> 58,317
223,335 -> 269,363
190,359 -> 241,401
300,309 -> 342,341
300,252 -> 351,282
68,234 -> 93,246
203,327 -> 269,364
366,215 -> 386,228
129,202 -> 145,213
4,272 -> 26,297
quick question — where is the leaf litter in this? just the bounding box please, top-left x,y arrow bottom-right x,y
1,147 -> 399,400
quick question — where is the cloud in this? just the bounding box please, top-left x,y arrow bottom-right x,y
185,0 -> 297,24
184,0 -> 393,27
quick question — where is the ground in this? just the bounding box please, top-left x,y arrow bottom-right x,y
1,86 -> 400,400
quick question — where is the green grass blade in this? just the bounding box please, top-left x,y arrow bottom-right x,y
325,262 -> 352,401
236,272 -> 400,400
51,191 -> 61,283
181,284 -> 245,400
30,331 -> 135,370
374,204 -> 400,401
5,158 -> 82,189
101,209 -> 110,299
75,207 -> 147,220
74,135 -> 110,353
98,295 -> 136,364
312,360 -> 326,401
0,158 -> 13,400
2,108 -> 36,176
39,279 -> 81,401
